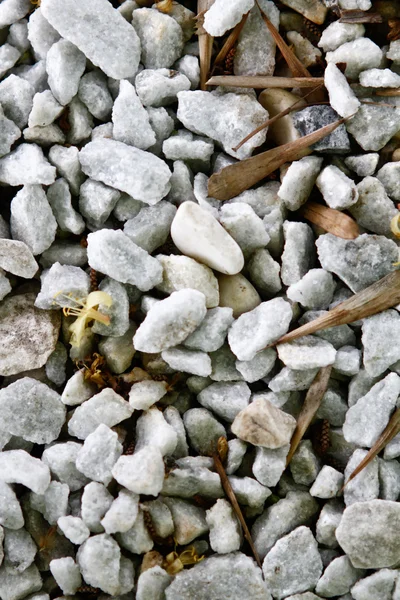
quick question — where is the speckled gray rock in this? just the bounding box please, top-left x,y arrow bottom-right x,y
184,408 -> 226,455
0,74 -> 34,129
287,269 -> 336,310
135,68 -> 191,107
48,144 -> 85,196
68,388 -> 133,440
81,482 -> 113,533
112,79 -> 156,149
0,105 -> 21,158
91,277 -> 129,338
112,447 -> 165,496
136,566 -> 172,600
184,307 -> 234,353
316,233 -> 398,293
326,37 -> 382,78
310,465 -> 344,499
162,496 -> 208,546
324,62 -> 360,119
362,310 -> 400,377
278,156 -> 323,212
79,138 -> 171,204
101,489 -> 139,535
165,552 -> 271,600
252,445 -> 289,487
57,516 -> 90,545
87,229 -> 163,291
47,178 -> 85,235
132,8 -> 184,69
349,177 -> 398,237
0,450 -> 50,495
351,569 -> 398,600
76,424 -> 122,485
0,563 -> 42,600
41,0 -> 140,79
343,373 -> 400,447
236,348 -> 277,383
46,39 -> 86,106
281,221 -> 315,286
262,527 -> 323,600
123,202 -> 175,254
42,441 -> 89,491
315,499 -> 343,549
77,533 -> 121,595
162,346 -> 212,377
0,143 -> 56,186
0,293 -> 60,377
277,336 -> 337,370
0,378 -> 65,444
228,298 -> 292,361
78,70 -> 113,121
35,263 -> 90,310
206,498 -> 242,553
79,179 -> 121,227
135,407 -> 178,457
198,381 -> 250,423
336,500 -> 400,568
345,153 -> 379,177
134,289 -> 207,353
252,491 -> 319,559
10,185 -> 57,255
316,165 -> 358,210
379,458 -> 400,501
0,239 -> 38,278
344,450 -> 379,507
290,440 -> 321,486
292,105 -> 350,154
316,555 -> 364,598
232,397 -> 297,448
177,90 -> 268,160
346,104 -> 400,152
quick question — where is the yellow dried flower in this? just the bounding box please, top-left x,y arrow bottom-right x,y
54,291 -> 112,347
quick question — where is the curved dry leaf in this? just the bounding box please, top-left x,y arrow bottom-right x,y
299,202 -> 360,240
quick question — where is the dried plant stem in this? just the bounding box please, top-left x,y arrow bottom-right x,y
272,269 -> 400,347
233,84 -> 324,152
208,117 -> 346,200
342,408 -> 400,491
339,10 -> 383,23
376,89 -> 400,97
197,0 -> 215,90
206,75 -> 325,88
213,452 -> 263,570
286,366 -> 332,466
299,202 -> 360,240
211,12 -> 249,72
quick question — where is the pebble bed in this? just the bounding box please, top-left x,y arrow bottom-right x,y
1,0 -> 400,598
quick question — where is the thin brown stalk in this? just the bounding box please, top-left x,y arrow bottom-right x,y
213,451 -> 263,570
299,202 -> 360,240
286,366 -> 332,466
206,75 -> 325,88
272,269 -> 400,347
341,408 -> 400,491
232,84 -> 324,152
197,0 -> 215,90
376,89 -> 400,97
339,10 -> 383,24
256,0 -> 310,78
208,117 -> 346,200
211,12 -> 249,72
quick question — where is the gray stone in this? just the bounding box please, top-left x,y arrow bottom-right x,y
136,566 -> 172,600
326,37 -> 382,78
281,221 -> 315,286
0,239 -> 37,278
219,202 -> 270,257
235,348 -> 276,383
91,277 -> 129,338
57,515 -> 90,545
279,156 -> 323,211
81,482 -> 113,533
135,68 -> 191,108
210,344 -> 244,382
377,161 -> 400,201
161,497 -> 209,545
325,62 -> 360,119
66,95 -> 93,145
204,0 -> 255,36
346,104 -> 400,152
184,408 -> 226,455
132,8 -> 184,69
0,143 -> 55,186
333,346 -> 361,377
28,7 -> 60,60
61,370 -> 96,407
310,465 -> 344,499
30,480 -> 69,525
351,569 -> 398,600
0,563 -> 42,600
184,308 -> 233,353
87,229 -> 163,291
0,74 -> 34,129
350,176 -> 398,236
316,499 -> 343,549
0,481 -> 23,529
263,526 -> 323,600
79,179 -> 120,227
287,269 -> 336,310
344,450 -> 379,507
77,533 -> 121,595
206,499 -> 242,553
135,407 -> 178,456
316,233 -> 398,293
116,509 -> 153,554
318,21 -> 364,52
163,130 -> 214,170
290,440 -> 321,486
175,54 -> 200,89
50,557 -> 81,595
316,165 -> 358,210
48,144 -> 85,196
247,248 -> 282,298
112,447 -> 165,496
379,458 -> 400,501
252,445 -> 289,487
362,310 -> 400,376
112,79 -> 156,149
46,39 -> 86,105
269,367 -> 318,392
78,70 -> 113,121
336,500 -> 400,568
47,178 -> 85,235
0,105 -> 21,158
198,381 -> 250,423
3,528 -> 36,572
68,388 -> 133,440
162,346 -> 212,377
76,424 -> 122,485
100,489 -> 139,534
278,336 -> 336,370
292,105 -> 350,154
10,185 -> 57,255
0,450 -> 50,495
35,263 -> 90,310
177,89 -> 268,160
123,203 -> 175,254
316,555 -> 364,598
0,294 -> 60,377
42,441 -> 89,491
345,153 -> 379,177
79,138 -> 171,204
41,0 -> 140,78
0,378 -> 65,444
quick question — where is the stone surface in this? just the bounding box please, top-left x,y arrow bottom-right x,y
206,499 -> 242,554
177,89 -> 268,160
132,8 -> 184,69
78,70 -> 113,121
281,221 -> 315,286
42,441 -> 88,491
377,161 -> 400,201
262,527 -> 323,600
184,307 -> 234,352
316,233 -> 398,293
77,533 -> 121,595
0,74 -> 34,129
362,310 -> 400,377
112,447 -> 165,496
278,156 -> 323,212
345,153 -> 379,177
351,569 -> 398,600
87,229 -> 163,291
218,273 -> 261,318
198,381 -> 250,423
41,0 -> 140,78
316,555 -> 364,598
0,239 -> 38,278
336,500 -> 400,568
0,293 -> 60,377
231,397 -> 297,448
326,37 -> 382,79
292,105 -> 350,154
79,179 -> 120,227
165,552 -> 271,600
76,424 -> 122,485
50,557 -> 81,595
219,203 -> 270,257
112,79 -> 156,149
310,465 -> 344,499
0,563 -> 42,600
10,185 -> 57,255
0,378 -> 65,444
184,408 -> 226,455
316,165 -> 358,210
46,39 -> 86,106
350,176 -> 398,237
162,346 -> 212,377
0,143 -> 56,186
134,289 -> 207,353
101,489 -> 139,534
324,62 -> 360,118
136,68 -> 191,107
47,178 -> 85,235
0,105 -> 21,158
287,269 -> 336,310
81,482 -> 113,533
79,138 -> 171,204
346,104 -> 400,152
277,337 -> 337,370
124,202 -> 176,254
57,515 -> 90,545
228,298 -> 292,361
0,450 -> 50,495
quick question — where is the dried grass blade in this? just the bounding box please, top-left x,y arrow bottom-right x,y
197,0 -> 215,90
233,84 -> 324,152
212,12 -> 249,72
342,408 -> 400,491
206,75 -> 325,88
256,0 -> 310,78
286,366 -> 332,466
273,269 -> 400,347
339,10 -> 383,23
213,451 -> 263,570
299,202 -> 360,240
376,89 -> 400,97
208,117 -> 346,200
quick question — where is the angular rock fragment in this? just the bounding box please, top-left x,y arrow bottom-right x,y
76,424 -> 122,485
277,337 -> 337,370
46,39 -> 86,106
132,8 -> 184,69
362,310 -> 400,377
292,105 -> 350,154
278,156 -> 323,212
0,143 -> 56,186
112,79 -> 156,150
346,104 -> 400,152
316,165 -> 358,210
203,0 -> 255,37
0,450 -> 50,495
112,447 -> 165,496
136,68 -> 191,107
0,74 -> 34,129
77,533 -> 121,595
0,239 -> 38,278
0,105 -> 21,158
350,176 -> 398,237
10,185 -> 57,255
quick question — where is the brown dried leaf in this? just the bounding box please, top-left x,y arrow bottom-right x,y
208,117 -> 346,200
342,408 -> 400,490
197,0 -> 215,90
339,9 -> 383,23
206,75 -> 325,88
286,366 -> 332,466
273,269 -> 400,347
376,88 -> 400,97
212,12 -> 249,72
388,18 -> 400,42
213,451 -> 263,570
299,202 -> 360,240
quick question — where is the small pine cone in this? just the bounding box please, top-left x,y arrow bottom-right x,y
123,440 -> 135,455
89,268 -> 98,292
320,419 -> 331,454
224,47 -> 236,74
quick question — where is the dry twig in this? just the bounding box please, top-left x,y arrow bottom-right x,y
339,9 -> 383,23
197,0 -> 215,90
206,75 -> 325,88
211,12 -> 249,73
299,202 -> 360,240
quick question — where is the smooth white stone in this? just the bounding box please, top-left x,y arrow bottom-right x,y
112,447 -> 165,496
